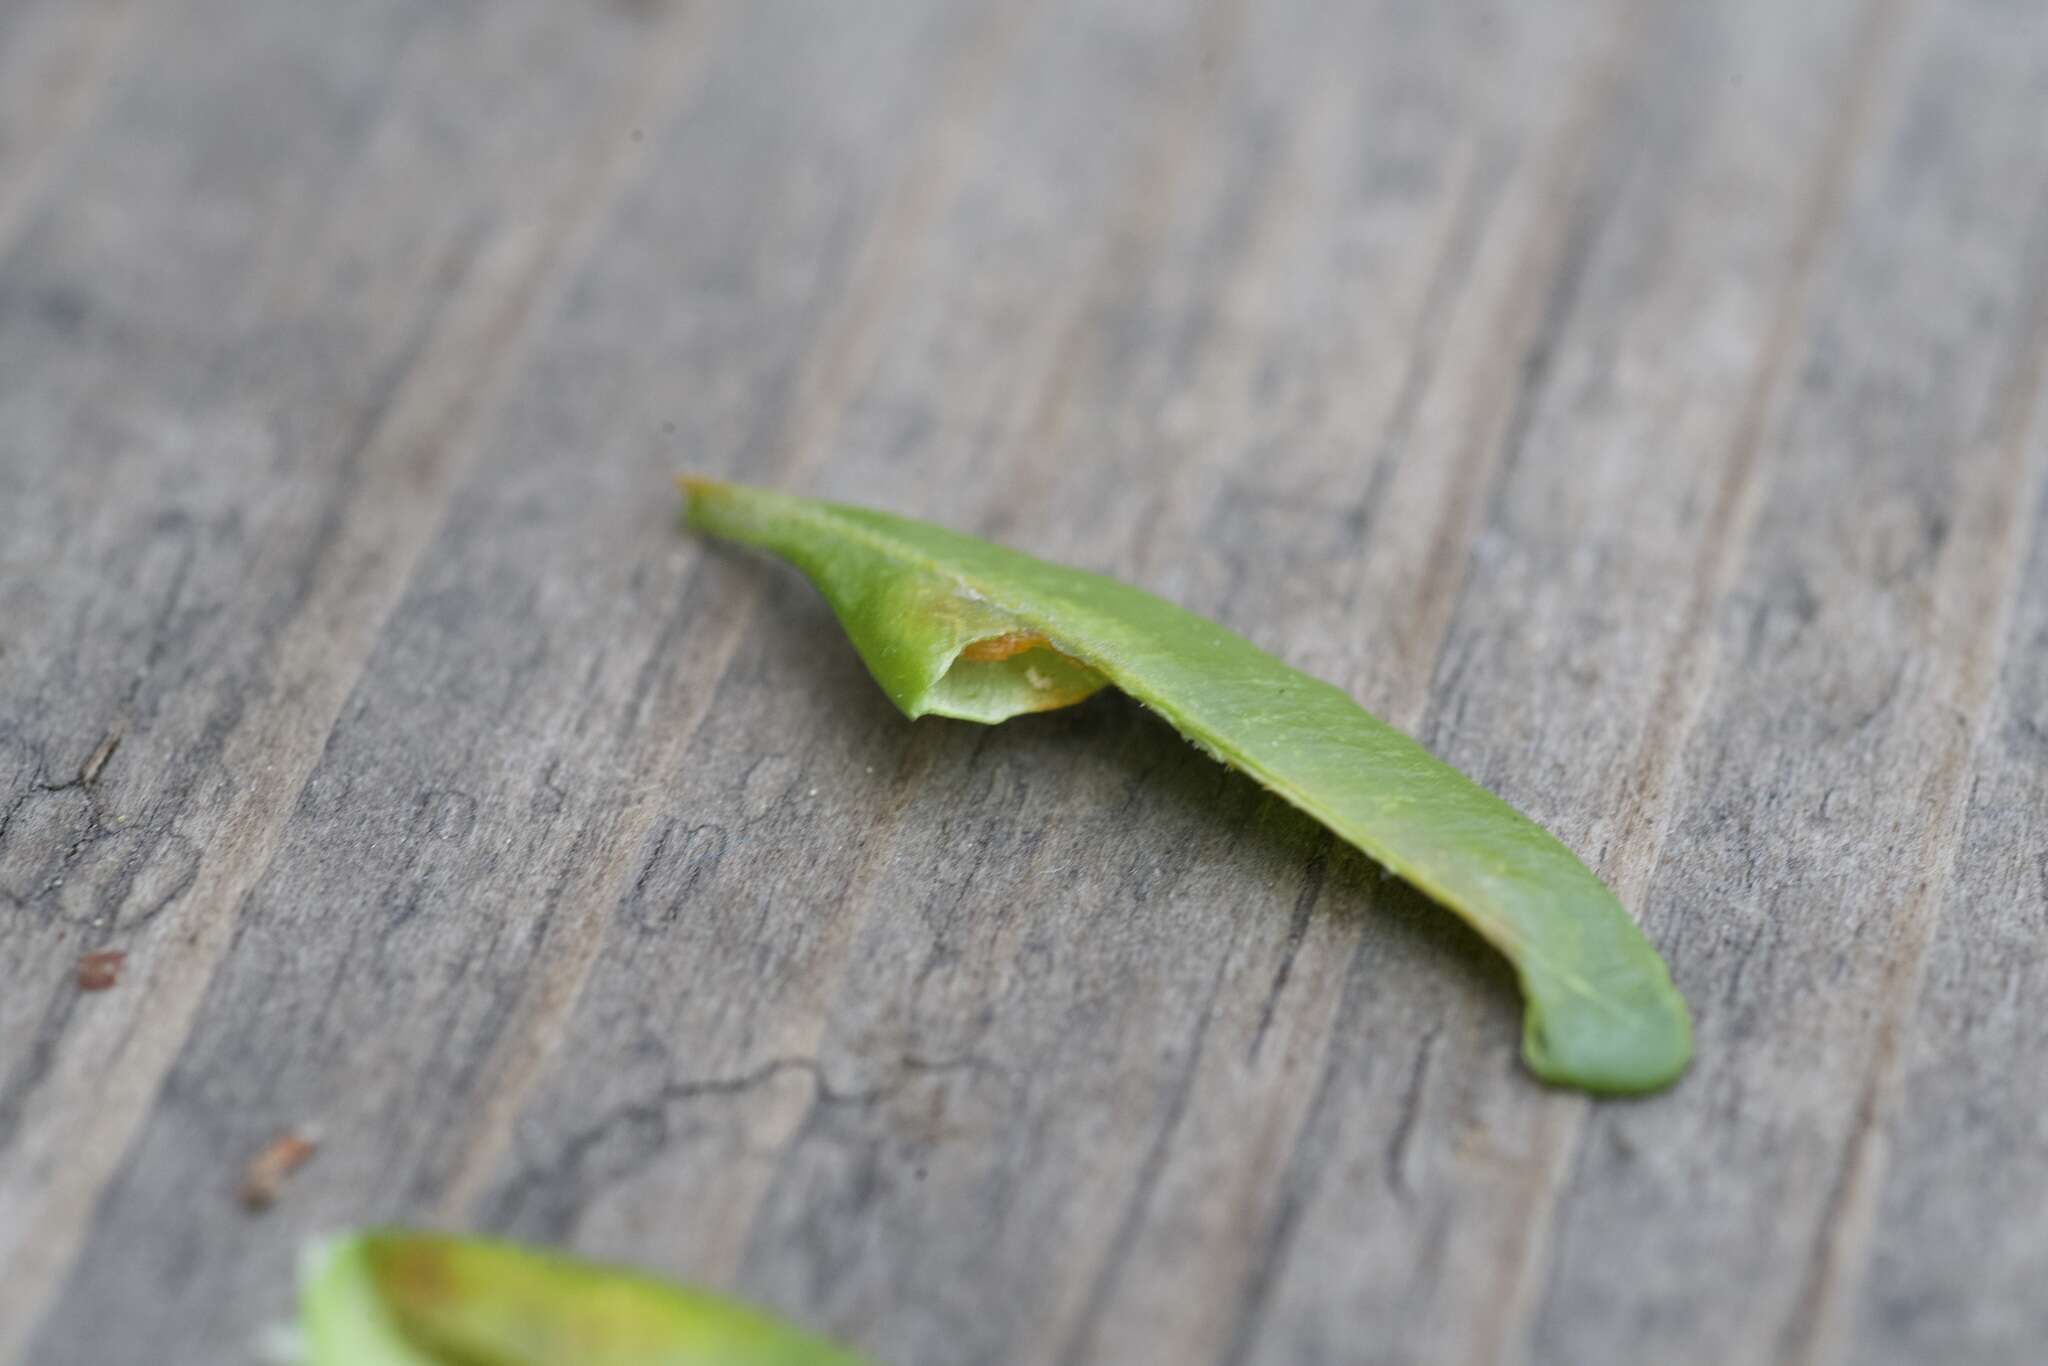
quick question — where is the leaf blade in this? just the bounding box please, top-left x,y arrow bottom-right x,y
301,1229 -> 870,1366
684,478 -> 1690,1094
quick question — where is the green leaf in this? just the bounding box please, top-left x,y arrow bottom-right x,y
682,478 -> 1690,1095
300,1229 -> 870,1365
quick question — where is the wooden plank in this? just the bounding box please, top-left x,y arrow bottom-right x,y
1847,10 -> 2048,1359
1855,369 -> 2048,1365
11,1 -> 1032,1360
462,3 -> 1650,1360
0,0 -> 150,258
1063,0 -> 1917,1361
1530,1 -> 2048,1362
0,0 -> 728,1354
1,0 -> 2044,1363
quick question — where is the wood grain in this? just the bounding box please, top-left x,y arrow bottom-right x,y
2,1 -> 2044,1363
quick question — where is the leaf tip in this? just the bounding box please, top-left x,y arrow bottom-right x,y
1520,987 -> 1693,1096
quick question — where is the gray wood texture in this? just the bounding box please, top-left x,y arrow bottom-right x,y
2,1 -> 2044,1362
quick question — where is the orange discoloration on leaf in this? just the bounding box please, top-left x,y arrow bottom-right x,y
957,631 -> 1050,663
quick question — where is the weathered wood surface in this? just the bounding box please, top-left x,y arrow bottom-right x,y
2,0 -> 2044,1362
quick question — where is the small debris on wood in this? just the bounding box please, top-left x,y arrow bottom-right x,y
239,1132 -> 317,1211
80,732 -> 122,787
77,949 -> 126,991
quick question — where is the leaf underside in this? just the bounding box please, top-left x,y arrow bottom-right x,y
683,479 -> 1691,1095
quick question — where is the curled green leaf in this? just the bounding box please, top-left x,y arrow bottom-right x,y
682,479 -> 1690,1095
300,1229 -> 869,1365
